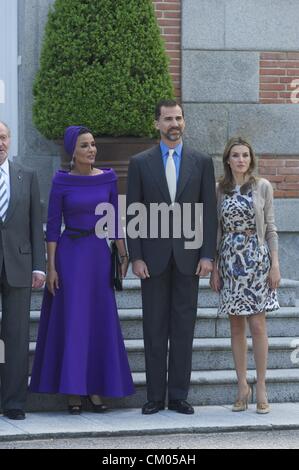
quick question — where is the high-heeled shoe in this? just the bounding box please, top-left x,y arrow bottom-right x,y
232,386 -> 252,412
87,396 -> 108,413
68,396 -> 82,414
68,404 -> 82,415
256,393 -> 270,414
68,403 -> 82,415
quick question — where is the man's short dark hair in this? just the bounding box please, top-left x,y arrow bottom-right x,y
155,99 -> 184,120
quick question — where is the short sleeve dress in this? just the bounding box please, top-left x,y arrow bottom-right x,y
30,170 -> 135,397
218,185 -> 280,316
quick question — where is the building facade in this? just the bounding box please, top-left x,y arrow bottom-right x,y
0,0 -> 298,281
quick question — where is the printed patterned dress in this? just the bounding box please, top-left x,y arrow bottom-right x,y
218,185 -> 279,316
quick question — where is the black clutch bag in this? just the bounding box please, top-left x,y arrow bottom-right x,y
111,241 -> 123,291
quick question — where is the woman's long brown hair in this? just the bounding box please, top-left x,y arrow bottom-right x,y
218,136 -> 258,195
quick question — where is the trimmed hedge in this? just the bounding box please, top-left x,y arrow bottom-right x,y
33,0 -> 175,139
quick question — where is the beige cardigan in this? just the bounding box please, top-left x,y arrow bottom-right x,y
216,178 -> 278,254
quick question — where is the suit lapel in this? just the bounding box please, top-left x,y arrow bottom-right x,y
175,145 -> 195,201
145,145 -> 171,203
4,162 -> 23,224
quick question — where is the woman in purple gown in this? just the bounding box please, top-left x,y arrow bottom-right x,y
30,126 -> 135,413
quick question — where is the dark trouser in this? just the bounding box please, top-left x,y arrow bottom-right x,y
0,266 -> 31,411
141,255 -> 199,403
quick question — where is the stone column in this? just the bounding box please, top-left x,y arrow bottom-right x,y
18,0 -> 60,216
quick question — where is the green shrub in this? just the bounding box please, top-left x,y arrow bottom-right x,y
33,0 -> 175,139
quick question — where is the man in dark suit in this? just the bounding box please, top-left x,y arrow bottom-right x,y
0,121 -> 45,420
126,100 -> 217,415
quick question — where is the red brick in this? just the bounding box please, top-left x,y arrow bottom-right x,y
260,52 -> 288,60
260,76 -> 280,83
268,176 -> 286,183
277,182 -> 299,189
258,167 -> 277,175
278,168 -> 299,175
282,191 -> 299,197
165,43 -> 180,50
279,92 -> 293,98
158,19 -> 180,27
287,52 -> 299,59
162,34 -> 180,42
259,160 -> 285,167
285,175 -> 299,182
260,61 -> 299,68
155,3 -> 180,10
274,190 -> 287,197
280,77 -> 297,83
169,58 -> 180,66
163,27 -> 180,34
260,69 -> 286,75
260,84 -> 285,91
286,160 -> 299,167
287,69 -> 299,76
167,51 -> 180,58
166,11 -> 180,18
258,154 -> 277,159
169,66 -> 180,73
260,92 -> 279,99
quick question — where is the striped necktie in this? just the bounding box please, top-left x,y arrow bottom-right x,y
165,149 -> 177,203
0,168 -> 8,221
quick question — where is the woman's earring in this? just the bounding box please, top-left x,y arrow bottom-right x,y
70,155 -> 75,170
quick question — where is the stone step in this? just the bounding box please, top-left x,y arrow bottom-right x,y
15,305 -> 299,342
28,336 -> 299,374
26,368 -> 299,411
5,278 -> 299,311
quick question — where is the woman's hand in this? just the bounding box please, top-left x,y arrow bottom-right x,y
268,264 -> 281,290
210,266 -> 222,292
46,269 -> 59,296
119,256 -> 129,279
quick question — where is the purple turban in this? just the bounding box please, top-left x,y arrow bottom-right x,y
63,125 -> 90,157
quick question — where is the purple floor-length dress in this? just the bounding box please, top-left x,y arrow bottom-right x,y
30,169 -> 135,397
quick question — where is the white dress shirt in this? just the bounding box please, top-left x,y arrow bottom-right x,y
0,158 -> 11,203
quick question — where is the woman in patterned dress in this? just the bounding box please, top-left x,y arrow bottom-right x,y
210,137 -> 280,414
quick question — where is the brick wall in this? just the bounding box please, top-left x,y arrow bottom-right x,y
259,52 -> 299,197
260,52 -> 299,104
148,13 -> 299,198
258,156 -> 299,198
153,0 -> 181,99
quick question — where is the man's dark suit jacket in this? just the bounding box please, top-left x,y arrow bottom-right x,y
126,144 -> 217,276
0,161 -> 45,286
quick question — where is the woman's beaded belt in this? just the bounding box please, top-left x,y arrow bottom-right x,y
65,226 -> 95,239
224,229 -> 256,236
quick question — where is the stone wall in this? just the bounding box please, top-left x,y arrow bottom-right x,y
17,0 -> 60,212
182,0 -> 299,198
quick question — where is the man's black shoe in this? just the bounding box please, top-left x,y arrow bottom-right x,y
3,409 -> 26,420
142,401 -> 164,415
168,400 -> 194,414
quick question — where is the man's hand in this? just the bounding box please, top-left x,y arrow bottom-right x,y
132,260 -> 150,280
195,259 -> 214,277
32,272 -> 46,289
